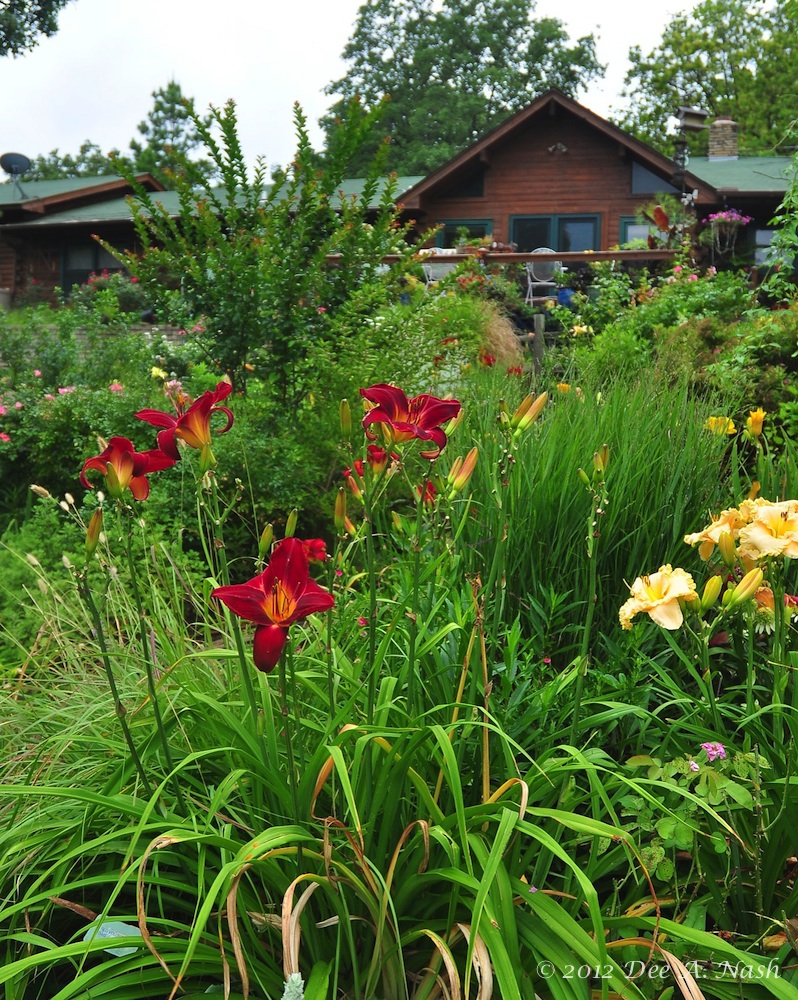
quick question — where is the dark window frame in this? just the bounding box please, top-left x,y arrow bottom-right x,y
435,219 -> 493,248
509,214 -> 601,252
61,240 -> 127,292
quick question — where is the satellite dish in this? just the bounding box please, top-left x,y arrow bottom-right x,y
0,152 -> 31,177
0,152 -> 31,199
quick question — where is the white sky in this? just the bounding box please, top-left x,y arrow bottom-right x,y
0,0 -> 699,173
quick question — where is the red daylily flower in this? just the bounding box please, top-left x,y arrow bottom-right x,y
416,480 -> 437,506
360,383 -> 461,459
80,436 -> 176,501
136,380 -> 234,467
302,538 -> 327,563
211,537 -> 335,672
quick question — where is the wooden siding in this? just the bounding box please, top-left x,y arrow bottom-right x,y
414,106 -> 678,250
0,239 -> 16,292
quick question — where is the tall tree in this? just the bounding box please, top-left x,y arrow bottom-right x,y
322,0 -> 603,175
0,0 -> 73,56
129,80 -> 217,187
617,0 -> 798,155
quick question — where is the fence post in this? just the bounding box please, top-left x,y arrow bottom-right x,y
532,313 -> 545,373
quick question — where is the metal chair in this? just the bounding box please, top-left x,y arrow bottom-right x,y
422,260 -> 459,291
524,247 -> 564,305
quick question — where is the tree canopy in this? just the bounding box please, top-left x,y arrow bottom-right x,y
616,0 -> 798,155
322,0 -> 604,176
0,0 -> 73,56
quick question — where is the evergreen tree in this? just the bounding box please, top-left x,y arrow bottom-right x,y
129,80 -> 217,187
322,0 -> 603,176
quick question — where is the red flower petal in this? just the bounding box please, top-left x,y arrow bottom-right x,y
253,624 -> 289,672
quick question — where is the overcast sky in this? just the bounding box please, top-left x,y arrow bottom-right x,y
0,0 -> 699,173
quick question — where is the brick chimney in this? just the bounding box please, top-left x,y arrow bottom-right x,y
708,117 -> 739,160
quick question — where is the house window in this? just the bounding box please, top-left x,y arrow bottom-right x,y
510,215 -> 600,252
619,217 -> 667,246
443,167 -> 486,199
753,228 -> 776,266
62,241 -> 126,291
631,161 -> 677,195
436,219 -> 493,248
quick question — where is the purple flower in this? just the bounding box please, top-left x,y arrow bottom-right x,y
689,760 -> 700,772
701,741 -> 726,762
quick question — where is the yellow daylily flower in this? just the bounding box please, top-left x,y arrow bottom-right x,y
684,507 -> 747,561
737,501 -> 798,561
745,407 -> 766,438
620,564 -> 697,631
704,415 -> 736,436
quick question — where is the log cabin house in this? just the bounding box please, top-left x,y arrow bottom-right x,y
0,89 -> 792,305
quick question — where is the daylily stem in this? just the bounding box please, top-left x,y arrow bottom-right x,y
205,475 -> 263,735
405,484 -> 425,719
77,574 -> 153,797
278,653 -> 301,825
123,512 -> 187,814
363,487 -> 379,725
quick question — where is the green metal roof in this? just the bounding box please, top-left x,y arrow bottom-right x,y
0,174 -> 132,205
5,190 -> 184,226
689,156 -> 792,194
2,175 -> 426,228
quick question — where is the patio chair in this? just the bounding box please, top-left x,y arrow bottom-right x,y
524,248 -> 564,305
422,259 -> 459,290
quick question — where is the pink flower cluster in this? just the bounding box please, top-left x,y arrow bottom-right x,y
701,741 -> 726,762
703,209 -> 752,226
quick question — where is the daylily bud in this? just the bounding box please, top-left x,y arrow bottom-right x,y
700,574 -> 723,612
445,408 -> 464,437
448,446 -> 478,496
718,531 -> 737,569
104,460 -> 123,500
285,509 -> 298,538
727,568 -> 764,609
513,392 -> 548,436
258,523 -> 274,560
85,509 -> 103,559
334,488 -> 347,532
198,443 -> 217,475
748,480 -> 761,501
593,444 -> 610,476
577,468 -> 590,487
344,516 -> 357,537
391,510 -> 404,533
510,393 -> 534,427
339,399 -> 352,439
498,409 -> 511,428
498,399 -> 510,418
